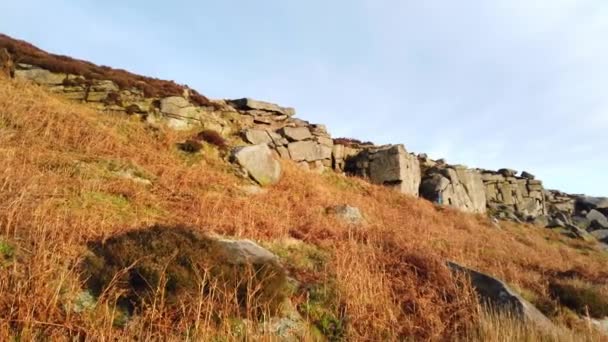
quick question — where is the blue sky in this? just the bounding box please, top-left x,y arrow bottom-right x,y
1,1 -> 607,195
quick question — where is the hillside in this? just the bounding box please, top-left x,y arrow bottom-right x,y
1,36 -> 608,341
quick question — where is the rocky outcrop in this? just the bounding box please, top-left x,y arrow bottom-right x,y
447,262 -> 556,331
231,144 -> 282,186
420,165 -> 486,214
344,144 -> 421,196
481,170 -> 546,219
241,124 -> 333,172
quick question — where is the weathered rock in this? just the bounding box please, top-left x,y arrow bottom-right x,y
160,96 -> 192,116
498,168 -> 518,177
587,209 -> 608,230
287,141 -> 331,162
327,205 -> 364,225
420,166 -> 486,213
215,238 -> 279,264
590,229 -> 608,243
483,171 -> 545,219
563,224 -> 594,241
228,98 -> 295,117
243,129 -> 273,145
447,262 -> 555,331
532,215 -> 550,227
14,67 -> 65,85
280,127 -> 312,141
232,144 -> 282,186
576,196 -> 608,212
521,171 -> 535,180
345,145 -> 421,196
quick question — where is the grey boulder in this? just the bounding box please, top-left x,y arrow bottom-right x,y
232,144 -> 282,186
447,261 -> 555,331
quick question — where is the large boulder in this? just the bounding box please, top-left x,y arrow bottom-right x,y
232,144 -> 282,186
420,166 -> 487,214
228,98 -> 295,117
447,262 -> 555,331
368,145 -> 421,196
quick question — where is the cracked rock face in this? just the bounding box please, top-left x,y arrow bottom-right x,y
420,166 -> 486,214
345,144 -> 421,196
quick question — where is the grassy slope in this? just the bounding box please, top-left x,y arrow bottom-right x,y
0,76 -> 607,340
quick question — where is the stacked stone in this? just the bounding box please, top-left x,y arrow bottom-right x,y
544,190 -> 577,216
238,104 -> 333,171
13,63 -> 238,133
344,144 -> 421,196
481,169 -> 546,219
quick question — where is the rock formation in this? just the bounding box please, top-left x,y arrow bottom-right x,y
420,164 -> 486,214
344,144 -> 421,196
481,169 -> 546,220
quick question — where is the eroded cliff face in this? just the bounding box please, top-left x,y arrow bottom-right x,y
1,37 -> 603,235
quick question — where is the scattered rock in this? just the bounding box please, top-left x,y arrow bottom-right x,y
232,144 -> 282,186
447,261 -> 556,331
327,205 -> 364,225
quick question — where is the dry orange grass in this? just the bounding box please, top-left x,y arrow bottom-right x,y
1,76 -> 607,340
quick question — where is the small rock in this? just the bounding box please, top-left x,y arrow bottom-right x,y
327,205 -> 364,225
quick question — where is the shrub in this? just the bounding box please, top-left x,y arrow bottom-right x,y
82,225 -> 288,316
195,129 -> 227,149
549,278 -> 608,318
178,139 -> 203,153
